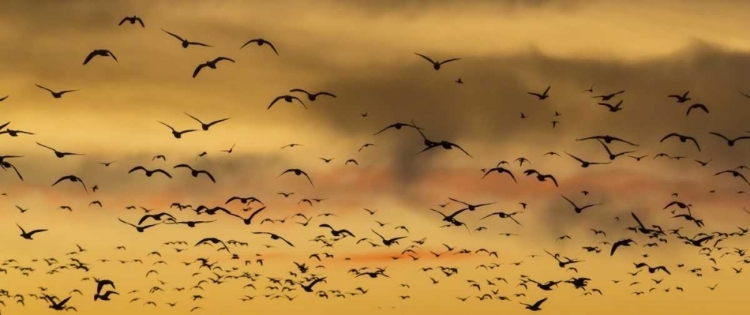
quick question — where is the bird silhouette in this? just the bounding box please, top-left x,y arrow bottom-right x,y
17,224 -> 47,240
184,113 -> 229,131
268,95 -> 307,109
289,89 -> 336,101
35,84 -> 78,98
278,168 -> 314,186
173,164 -> 216,183
128,166 -> 172,178
414,53 -> 460,70
36,142 -> 84,158
193,57 -> 235,78
83,49 -> 117,65
158,121 -> 197,139
51,175 -> 88,193
528,86 -> 551,100
119,16 -> 144,27
660,133 -> 701,151
240,38 -> 279,55
162,29 -> 211,48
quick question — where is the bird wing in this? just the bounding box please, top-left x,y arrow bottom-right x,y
545,175 -> 559,187
6,163 -> 23,180
268,96 -> 284,109
428,208 -> 447,217
188,41 -> 211,47
154,169 -> 172,178
192,63 -> 207,78
610,242 -> 621,256
314,91 -> 336,98
371,229 -> 385,240
265,42 -> 279,55
162,29 -> 184,41
373,124 -> 396,135
82,51 -> 98,65
206,118 -> 229,127
291,96 -> 307,109
35,84 -> 53,93
438,58 -> 461,65
565,152 -> 584,163
158,121 -> 176,131
128,166 -> 146,174
184,112 -> 203,124
137,215 -> 155,225
414,53 -> 436,64
240,39 -> 260,49
51,176 -> 69,186
214,56 -> 235,63
448,142 -> 472,157
289,88 -> 309,95
660,133 -> 679,142
279,236 -> 295,247
689,138 -> 701,151
35,142 -> 57,151
200,171 -> 216,183
302,173 -> 315,186
737,173 -> 750,186
118,218 -> 136,228
631,212 -> 645,228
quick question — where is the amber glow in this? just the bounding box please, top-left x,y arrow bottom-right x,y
0,0 -> 749,314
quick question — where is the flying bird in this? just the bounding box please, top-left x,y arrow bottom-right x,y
173,164 -> 216,183
686,103 -> 709,116
240,38 -> 279,55
129,166 -> 172,178
83,49 -> 117,65
17,224 -> 47,240
193,57 -> 235,78
414,53 -> 460,70
278,169 -> 314,186
35,84 -> 78,98
289,89 -> 336,101
51,175 -> 88,193
158,121 -> 196,139
660,133 -> 701,151
268,95 -> 306,110
184,113 -> 229,131
162,29 -> 211,48
668,91 -> 691,103
528,86 -> 551,100
119,16 -> 144,27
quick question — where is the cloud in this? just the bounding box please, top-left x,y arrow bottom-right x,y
327,0 -> 595,16
309,41 -> 750,142
0,0 -> 747,253
0,0 -> 151,35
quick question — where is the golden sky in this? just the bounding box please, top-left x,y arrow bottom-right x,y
1,0 -> 749,314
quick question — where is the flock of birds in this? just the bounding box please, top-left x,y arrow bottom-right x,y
1,13 -> 750,315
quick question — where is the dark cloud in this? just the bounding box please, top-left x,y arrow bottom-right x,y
308,42 -> 750,165
0,0 -> 746,241
330,0 -> 594,16
0,0 -> 150,35
4,151 -> 296,202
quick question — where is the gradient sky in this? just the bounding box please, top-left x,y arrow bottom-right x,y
1,0 -> 749,314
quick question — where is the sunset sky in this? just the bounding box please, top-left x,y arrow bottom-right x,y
1,0 -> 749,314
